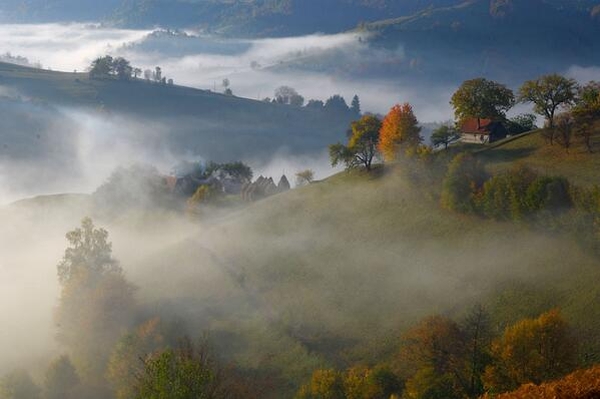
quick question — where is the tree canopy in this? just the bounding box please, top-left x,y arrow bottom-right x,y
330,115 -> 382,171
57,217 -> 122,285
275,86 -> 304,106
431,125 -> 460,149
483,309 -> 577,393
378,103 -> 422,161
89,56 -> 136,80
451,78 -> 515,124
55,218 -> 136,381
133,338 -> 227,399
518,74 -> 578,129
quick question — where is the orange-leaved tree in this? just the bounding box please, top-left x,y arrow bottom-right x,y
378,103 -> 422,162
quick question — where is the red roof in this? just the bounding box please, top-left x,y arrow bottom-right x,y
460,118 -> 494,134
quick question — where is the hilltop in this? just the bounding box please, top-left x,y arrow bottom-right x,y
0,61 -> 354,161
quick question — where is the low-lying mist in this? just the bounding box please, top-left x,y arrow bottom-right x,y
0,90 -> 338,204
0,23 -> 456,119
1,165 -> 597,391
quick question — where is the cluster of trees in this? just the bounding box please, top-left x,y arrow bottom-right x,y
295,367 -> 401,399
264,87 -> 361,116
440,153 -> 600,251
0,218 -> 258,399
449,75 -> 600,152
440,157 -> 571,219
294,308 -> 579,399
89,56 -> 173,85
329,103 -> 425,171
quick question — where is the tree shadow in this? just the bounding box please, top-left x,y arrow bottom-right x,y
482,147 -> 537,163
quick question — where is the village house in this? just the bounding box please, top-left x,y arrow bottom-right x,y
460,118 -> 508,144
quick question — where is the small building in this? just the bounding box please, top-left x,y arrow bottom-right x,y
460,118 -> 508,144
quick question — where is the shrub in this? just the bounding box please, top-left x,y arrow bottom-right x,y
441,154 -> 487,213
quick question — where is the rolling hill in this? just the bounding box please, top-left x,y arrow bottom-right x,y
2,0 -> 599,38
0,0 -> 461,35
474,128 -> 600,188
5,141 -> 600,396
268,0 -> 600,87
0,60 -> 354,159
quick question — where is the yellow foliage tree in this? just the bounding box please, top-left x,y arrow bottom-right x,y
378,103 -> 422,162
295,369 -> 345,399
483,309 -> 577,394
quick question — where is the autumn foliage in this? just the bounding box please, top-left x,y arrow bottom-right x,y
482,365 -> 600,399
378,103 -> 422,162
483,309 -> 577,393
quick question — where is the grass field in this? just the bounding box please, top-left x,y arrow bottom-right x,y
475,127 -> 600,187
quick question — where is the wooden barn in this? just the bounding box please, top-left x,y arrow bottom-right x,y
460,118 -> 508,144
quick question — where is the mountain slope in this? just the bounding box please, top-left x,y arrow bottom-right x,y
269,0 -> 600,86
365,0 -> 600,83
0,1 -> 460,36
2,0 -> 599,38
0,61 -> 354,160
5,159 -> 600,397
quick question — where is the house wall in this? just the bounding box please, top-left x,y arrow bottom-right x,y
460,133 -> 489,144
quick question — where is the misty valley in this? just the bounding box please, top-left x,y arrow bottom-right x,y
2,1 -> 600,399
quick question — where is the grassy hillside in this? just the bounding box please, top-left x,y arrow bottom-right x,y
0,61 -> 353,161
4,156 -> 600,396
100,168 -> 600,390
475,128 -> 600,187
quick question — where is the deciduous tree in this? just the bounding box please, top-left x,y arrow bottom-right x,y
296,369 -> 345,399
275,86 -> 304,106
55,218 -> 136,381
329,115 -> 382,171
441,154 -> 487,213
295,169 -> 315,186
518,74 -> 578,132
431,125 -> 460,149
0,370 -> 40,399
89,56 -> 114,79
555,112 -> 575,153
483,309 -> 577,393
451,78 -> 515,125
133,338 -> 228,399
378,103 -> 422,161
44,356 -> 80,399
107,318 -> 165,399
572,81 -> 600,152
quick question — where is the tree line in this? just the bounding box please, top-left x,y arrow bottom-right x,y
295,308 -> 578,399
89,56 -> 173,85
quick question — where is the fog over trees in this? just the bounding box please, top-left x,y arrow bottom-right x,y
2,3 -> 600,398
